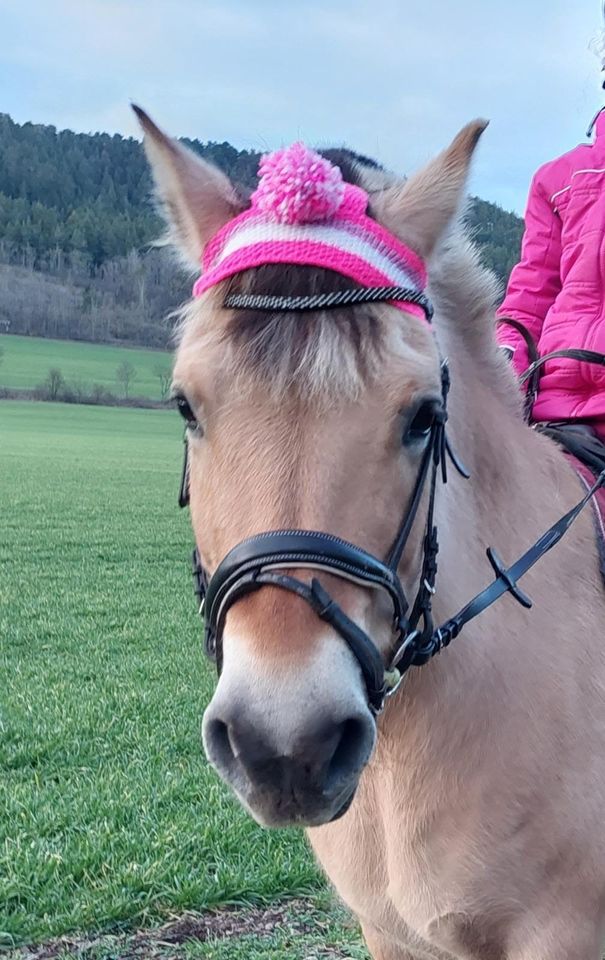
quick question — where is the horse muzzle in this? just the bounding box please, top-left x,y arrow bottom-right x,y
202,668 -> 376,827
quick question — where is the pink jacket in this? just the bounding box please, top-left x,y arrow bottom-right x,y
496,111 -> 605,434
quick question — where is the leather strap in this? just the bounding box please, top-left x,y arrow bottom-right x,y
496,318 -> 605,426
208,570 -> 387,713
405,469 -> 605,664
202,529 -> 411,699
178,434 -> 190,509
497,317 -> 540,366
496,317 -> 540,420
520,348 -> 605,383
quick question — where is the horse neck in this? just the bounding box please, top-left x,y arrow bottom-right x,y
368,245 -> 603,803
377,329 -> 586,748
442,343 -> 577,554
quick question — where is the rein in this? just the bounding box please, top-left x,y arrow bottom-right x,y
498,316 -> 605,422
178,291 -> 605,715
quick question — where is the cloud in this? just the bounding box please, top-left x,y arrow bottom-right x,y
0,0 -> 603,212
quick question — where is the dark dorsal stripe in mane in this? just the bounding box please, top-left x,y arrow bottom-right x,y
318,148 -> 384,181
223,149 -> 386,397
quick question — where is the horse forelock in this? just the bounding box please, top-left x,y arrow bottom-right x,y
175,149 -> 396,403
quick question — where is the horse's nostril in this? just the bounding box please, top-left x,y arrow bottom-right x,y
325,716 -> 371,793
206,718 -> 236,769
203,703 -> 375,821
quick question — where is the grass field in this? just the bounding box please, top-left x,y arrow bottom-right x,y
0,335 -> 172,400
8,898 -> 368,959
0,401 -> 361,956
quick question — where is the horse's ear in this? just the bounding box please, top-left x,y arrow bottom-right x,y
373,119 -> 488,259
132,105 -> 240,267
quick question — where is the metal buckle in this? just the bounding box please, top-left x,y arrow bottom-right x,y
383,667 -> 404,700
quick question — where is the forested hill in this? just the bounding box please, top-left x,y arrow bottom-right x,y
0,113 -> 524,348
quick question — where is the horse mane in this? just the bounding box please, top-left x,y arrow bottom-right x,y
430,225 -> 502,349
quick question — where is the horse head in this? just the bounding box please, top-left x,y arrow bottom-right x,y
137,106 -> 485,827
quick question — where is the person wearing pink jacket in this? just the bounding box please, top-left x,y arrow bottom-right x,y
496,111 -> 605,440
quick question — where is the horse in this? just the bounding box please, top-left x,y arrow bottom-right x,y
136,106 -> 605,959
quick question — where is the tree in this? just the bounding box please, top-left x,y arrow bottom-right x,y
153,362 -> 172,401
0,113 -> 525,348
44,367 -> 65,401
116,360 -> 136,399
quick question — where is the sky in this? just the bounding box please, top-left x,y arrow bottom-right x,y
0,0 -> 603,214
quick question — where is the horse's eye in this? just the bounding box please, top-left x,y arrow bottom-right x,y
403,400 -> 440,445
174,394 -> 198,429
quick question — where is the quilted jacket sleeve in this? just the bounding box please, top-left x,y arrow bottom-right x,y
496,167 -> 563,375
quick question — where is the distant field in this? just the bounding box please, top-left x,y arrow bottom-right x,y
0,334 -> 172,400
0,402 -> 330,951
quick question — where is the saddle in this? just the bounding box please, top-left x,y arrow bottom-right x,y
536,423 -> 605,586
539,422 -> 605,477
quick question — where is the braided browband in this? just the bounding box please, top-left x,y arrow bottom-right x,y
224,286 -> 434,321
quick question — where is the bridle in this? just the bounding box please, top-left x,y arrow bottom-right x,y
178,289 -> 605,716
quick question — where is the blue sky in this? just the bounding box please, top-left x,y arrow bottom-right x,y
0,0 -> 602,213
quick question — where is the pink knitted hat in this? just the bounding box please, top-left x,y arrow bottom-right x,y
193,142 -> 428,320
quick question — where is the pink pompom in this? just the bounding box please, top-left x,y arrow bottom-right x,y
251,142 -> 345,224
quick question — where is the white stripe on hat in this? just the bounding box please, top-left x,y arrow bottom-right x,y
216,221 -> 420,291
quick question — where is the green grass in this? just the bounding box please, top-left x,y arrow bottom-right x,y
8,897 -> 368,959
0,400 -> 328,951
187,899 -> 368,960
0,335 -> 171,400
